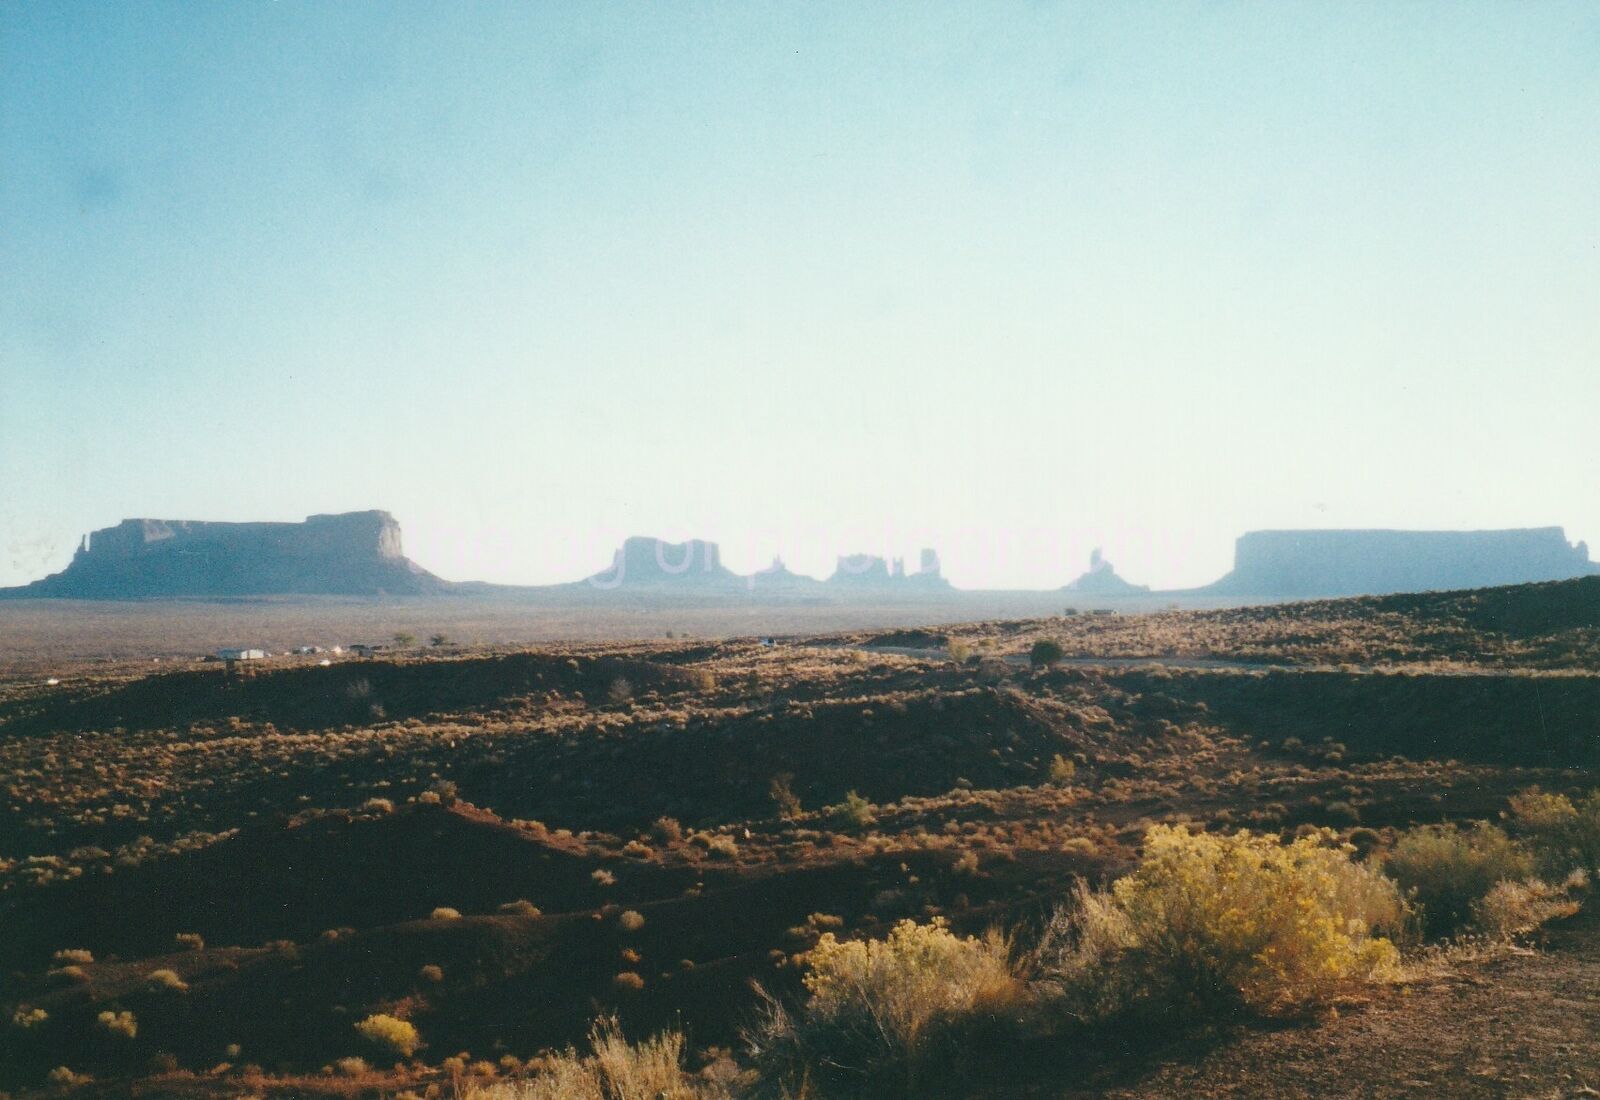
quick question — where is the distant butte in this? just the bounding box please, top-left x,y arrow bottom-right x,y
1,511 -> 446,599
578,538 -> 950,592
5,518 -> 1596,602
1063,548 -> 1150,595
1199,528 -> 1598,598
584,536 -> 739,589
827,550 -> 950,588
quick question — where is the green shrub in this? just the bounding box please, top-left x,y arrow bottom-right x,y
1383,823 -> 1533,938
1029,640 -> 1065,669
650,817 -> 684,845
832,790 -> 877,829
1508,786 -> 1600,879
749,917 -> 1021,1093
1036,825 -> 1403,1018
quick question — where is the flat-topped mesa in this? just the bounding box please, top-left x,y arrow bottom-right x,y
1203,527 -> 1598,598
8,511 -> 446,598
585,536 -> 738,588
828,553 -> 890,584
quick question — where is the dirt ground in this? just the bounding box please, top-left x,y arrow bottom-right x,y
1099,912 -> 1600,1099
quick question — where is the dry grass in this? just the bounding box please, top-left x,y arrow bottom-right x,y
458,1016 -> 732,1100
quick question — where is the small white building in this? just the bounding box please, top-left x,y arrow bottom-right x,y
216,648 -> 266,662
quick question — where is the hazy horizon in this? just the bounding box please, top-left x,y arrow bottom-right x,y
5,2 -> 1598,591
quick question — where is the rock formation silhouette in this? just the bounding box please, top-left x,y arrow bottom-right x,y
3,511 -> 445,598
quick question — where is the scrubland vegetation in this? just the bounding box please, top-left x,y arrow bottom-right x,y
861,575 -> 1600,670
1,577 -> 1598,1096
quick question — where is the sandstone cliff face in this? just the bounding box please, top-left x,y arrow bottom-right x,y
7,511 -> 446,598
1204,528 -> 1597,597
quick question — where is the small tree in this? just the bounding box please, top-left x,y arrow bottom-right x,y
1030,640 -> 1065,669
429,633 -> 451,647
770,773 -> 802,820
393,632 -> 417,648
833,790 -> 877,829
1048,754 -> 1076,784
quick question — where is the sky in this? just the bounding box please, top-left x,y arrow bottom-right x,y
2,1 -> 1597,590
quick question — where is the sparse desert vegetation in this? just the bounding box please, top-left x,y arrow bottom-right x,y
0,578 -> 1598,1096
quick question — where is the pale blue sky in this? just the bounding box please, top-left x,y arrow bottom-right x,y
3,2 -> 1597,589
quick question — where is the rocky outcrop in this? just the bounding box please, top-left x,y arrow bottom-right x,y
1201,528 -> 1597,598
1063,548 -> 1149,595
3,511 -> 446,598
583,540 -> 959,593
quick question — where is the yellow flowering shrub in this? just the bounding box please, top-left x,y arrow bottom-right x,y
1041,825 -> 1402,1016
751,917 -> 1020,1091
11,1006 -> 48,1028
1508,787 -> 1579,831
96,1010 -> 137,1039
803,917 -> 1015,1037
354,1013 -> 421,1058
1508,786 -> 1600,879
